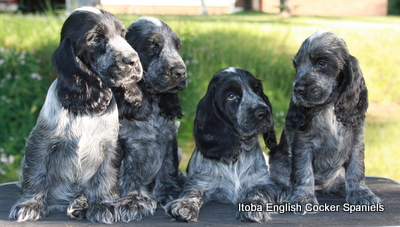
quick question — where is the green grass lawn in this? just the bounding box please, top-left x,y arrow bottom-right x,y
0,12 -> 399,183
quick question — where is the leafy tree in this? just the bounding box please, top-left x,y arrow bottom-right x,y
388,0 -> 400,15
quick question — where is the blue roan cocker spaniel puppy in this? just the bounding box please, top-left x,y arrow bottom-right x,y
165,67 -> 277,223
113,17 -> 188,222
269,31 -> 380,214
9,7 -> 142,223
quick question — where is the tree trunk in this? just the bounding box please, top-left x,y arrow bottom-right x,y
279,0 -> 291,17
201,0 -> 208,15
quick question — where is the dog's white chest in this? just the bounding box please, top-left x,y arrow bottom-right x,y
39,84 -> 119,183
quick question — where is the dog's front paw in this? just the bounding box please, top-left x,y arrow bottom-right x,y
67,194 -> 88,220
9,200 -> 48,222
275,184 -> 292,203
290,194 -> 318,215
118,192 -> 157,222
164,198 -> 202,222
86,202 -> 118,224
236,201 -> 271,223
347,188 -> 381,205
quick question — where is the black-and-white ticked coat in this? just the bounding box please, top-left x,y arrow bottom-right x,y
113,17 -> 188,222
165,67 -> 277,223
9,7 -> 142,224
269,31 -> 380,214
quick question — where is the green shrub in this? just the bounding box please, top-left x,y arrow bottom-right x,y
0,48 -> 54,181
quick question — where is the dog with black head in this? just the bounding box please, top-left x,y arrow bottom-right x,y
165,67 -> 277,223
9,7 -> 142,223
269,31 -> 380,214
113,17 -> 187,222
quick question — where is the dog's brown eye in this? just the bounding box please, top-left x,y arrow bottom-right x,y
318,60 -> 327,67
254,85 -> 262,93
93,36 -> 102,44
227,93 -> 237,101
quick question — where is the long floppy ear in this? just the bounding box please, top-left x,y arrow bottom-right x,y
115,81 -> 152,120
193,90 -> 241,164
260,92 -> 278,151
334,55 -> 368,126
52,38 -> 112,115
285,100 -> 312,131
158,93 -> 183,119
119,78 -> 143,108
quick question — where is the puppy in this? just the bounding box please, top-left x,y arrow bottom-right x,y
113,17 -> 187,222
9,7 -> 142,223
269,31 -> 380,214
165,67 -> 277,223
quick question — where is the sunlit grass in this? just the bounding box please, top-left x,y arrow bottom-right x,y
364,103 -> 400,180
0,12 -> 399,183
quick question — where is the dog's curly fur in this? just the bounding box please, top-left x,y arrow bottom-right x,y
165,67 -> 277,223
113,17 -> 187,222
269,31 -> 380,214
9,7 -> 142,223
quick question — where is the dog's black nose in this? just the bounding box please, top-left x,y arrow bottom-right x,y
255,108 -> 269,120
294,84 -> 305,95
124,56 -> 139,67
172,67 -> 186,79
